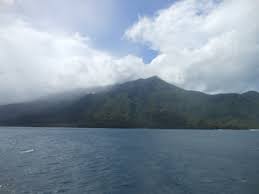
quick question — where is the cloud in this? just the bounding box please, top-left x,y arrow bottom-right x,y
0,0 -> 13,6
1,0 -> 259,104
125,0 -> 259,93
8,0 -> 118,34
0,14 -> 145,104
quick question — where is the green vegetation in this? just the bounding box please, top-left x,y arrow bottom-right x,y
1,76 -> 259,129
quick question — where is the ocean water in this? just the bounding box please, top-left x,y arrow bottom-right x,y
0,127 -> 258,194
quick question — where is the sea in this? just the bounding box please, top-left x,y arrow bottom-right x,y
0,127 -> 258,194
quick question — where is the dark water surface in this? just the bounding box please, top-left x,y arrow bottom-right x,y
0,127 -> 258,194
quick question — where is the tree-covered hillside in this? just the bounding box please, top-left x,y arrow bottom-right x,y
1,76 -> 259,129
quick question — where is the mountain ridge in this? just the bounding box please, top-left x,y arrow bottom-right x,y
1,76 -> 259,129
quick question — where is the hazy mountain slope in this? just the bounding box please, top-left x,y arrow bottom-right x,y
1,76 -> 259,129
0,86 -> 108,123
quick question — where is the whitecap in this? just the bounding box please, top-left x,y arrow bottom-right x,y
20,149 -> 34,154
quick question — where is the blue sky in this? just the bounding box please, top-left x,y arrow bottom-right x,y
0,0 -> 259,104
88,0 -> 176,63
9,0 -> 176,62
20,0 -> 177,63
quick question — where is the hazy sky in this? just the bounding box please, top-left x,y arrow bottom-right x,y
0,0 -> 259,104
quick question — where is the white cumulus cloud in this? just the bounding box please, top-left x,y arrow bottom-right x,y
0,14 -> 145,104
1,0 -> 259,104
0,0 -> 14,7
125,0 -> 259,93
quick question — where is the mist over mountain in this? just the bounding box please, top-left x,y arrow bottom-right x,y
1,76 -> 259,129
1,0 -> 259,105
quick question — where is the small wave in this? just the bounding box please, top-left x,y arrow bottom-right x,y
20,149 -> 34,154
201,179 -> 214,183
240,178 -> 247,183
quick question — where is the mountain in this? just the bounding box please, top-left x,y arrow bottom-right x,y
0,86 -> 108,123
1,76 -> 259,129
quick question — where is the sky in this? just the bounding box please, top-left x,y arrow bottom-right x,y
0,0 -> 259,104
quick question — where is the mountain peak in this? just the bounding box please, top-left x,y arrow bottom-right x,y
145,75 -> 162,81
112,76 -> 181,94
133,76 -> 167,85
135,76 -> 180,89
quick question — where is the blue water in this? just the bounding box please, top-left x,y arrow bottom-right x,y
0,127 -> 258,194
